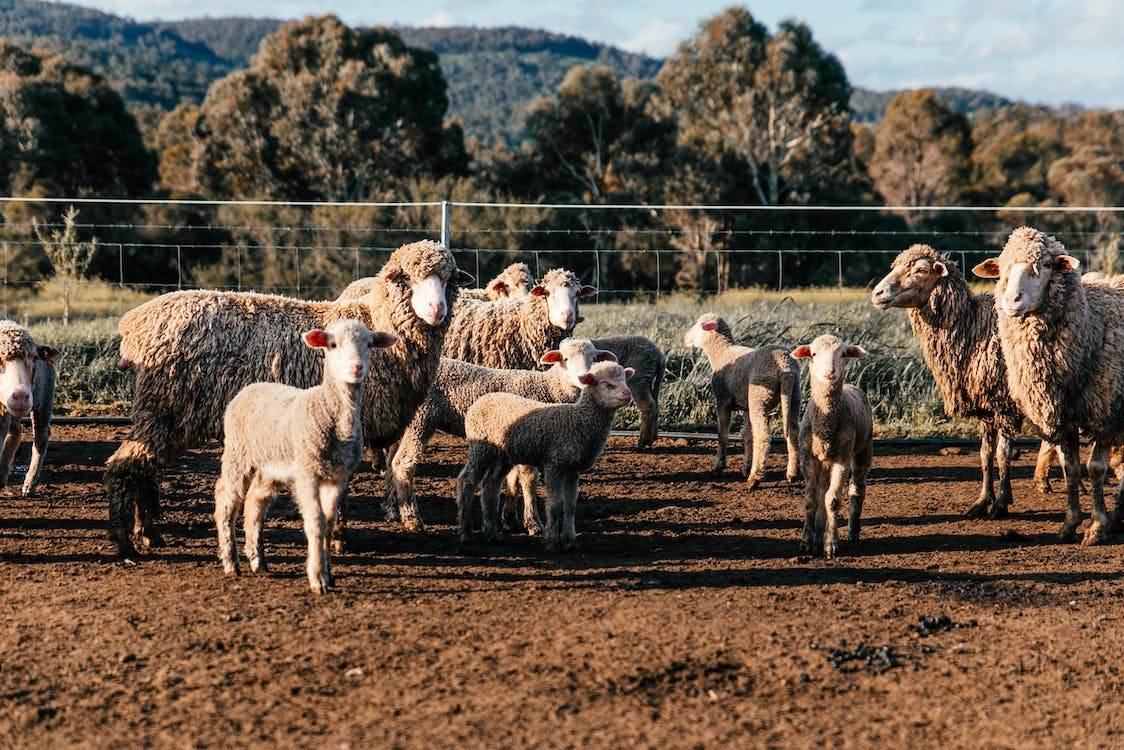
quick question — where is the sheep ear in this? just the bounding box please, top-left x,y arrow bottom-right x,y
454,269 -> 474,286
379,262 -> 403,282
844,345 -> 869,359
540,350 -> 563,365
530,285 -> 548,298
594,350 -> 617,363
623,367 -> 635,378
579,285 -> 598,299
370,331 -> 398,349
303,329 -> 330,349
791,345 -> 812,359
489,279 -> 508,294
932,261 -> 948,278
578,373 -> 596,386
701,321 -> 717,332
36,345 -> 60,365
972,259 -> 1001,279
1056,254 -> 1080,272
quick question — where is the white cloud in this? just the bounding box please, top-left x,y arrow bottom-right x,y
422,8 -> 457,27
619,17 -> 683,57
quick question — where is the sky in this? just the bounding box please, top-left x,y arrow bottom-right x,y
70,0 -> 1124,108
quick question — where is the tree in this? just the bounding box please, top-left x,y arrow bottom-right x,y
165,16 -> 468,201
519,65 -> 676,204
657,8 -> 856,206
0,41 -> 155,197
970,105 -> 1066,205
34,207 -> 98,325
869,90 -> 971,210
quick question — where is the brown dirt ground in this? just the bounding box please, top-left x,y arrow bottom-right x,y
2,424 -> 1124,749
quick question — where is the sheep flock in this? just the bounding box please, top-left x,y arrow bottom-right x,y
4,226 -> 1123,592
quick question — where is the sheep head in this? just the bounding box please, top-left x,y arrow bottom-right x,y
973,227 -> 1079,319
871,244 -> 950,310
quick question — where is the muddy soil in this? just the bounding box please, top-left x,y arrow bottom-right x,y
2,425 -> 1123,748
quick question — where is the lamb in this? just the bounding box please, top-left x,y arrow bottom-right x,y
214,320 -> 396,594
973,227 -> 1124,545
590,335 -> 666,449
384,338 -> 617,533
107,240 -> 471,558
683,313 -> 800,488
457,361 -> 634,551
871,245 -> 1023,518
337,262 -> 533,303
0,322 -> 60,496
442,268 -> 596,369
791,335 -> 873,559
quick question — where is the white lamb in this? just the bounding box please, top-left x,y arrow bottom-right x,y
214,319 -> 397,594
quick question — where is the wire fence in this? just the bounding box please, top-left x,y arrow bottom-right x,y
1,196 -> 1120,301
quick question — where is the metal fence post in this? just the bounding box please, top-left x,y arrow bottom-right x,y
837,251 -> 843,288
236,245 -> 242,291
655,250 -> 661,299
118,243 -> 124,287
176,245 -> 183,290
440,200 -> 451,248
777,251 -> 783,292
295,246 -> 301,296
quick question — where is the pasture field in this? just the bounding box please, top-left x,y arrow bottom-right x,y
8,284 -> 978,437
2,425 -> 1123,747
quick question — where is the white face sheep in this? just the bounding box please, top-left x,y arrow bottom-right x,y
791,335 -> 873,559
215,319 -> 397,594
0,322 -> 60,496
533,271 -> 596,330
457,361 -> 634,551
683,313 -> 800,489
870,245 -> 1023,519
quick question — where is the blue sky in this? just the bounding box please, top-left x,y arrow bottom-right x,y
74,0 -> 1124,108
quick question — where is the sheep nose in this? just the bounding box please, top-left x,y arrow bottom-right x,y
351,364 -> 365,379
1011,292 -> 1024,303
622,389 -> 632,401
8,390 -> 30,412
429,300 -> 447,321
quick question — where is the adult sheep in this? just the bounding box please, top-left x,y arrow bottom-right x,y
337,261 -> 533,303
973,227 -> 1124,545
107,240 -> 471,558
871,244 -> 1023,518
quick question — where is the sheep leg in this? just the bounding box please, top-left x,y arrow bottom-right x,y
822,463 -> 847,559
214,474 -> 243,576
456,453 -> 482,545
740,417 -> 753,479
746,403 -> 770,491
505,465 -> 541,535
0,415 -> 18,488
847,451 -> 870,545
1034,440 -> 1056,494
712,402 -> 731,474
799,460 -> 823,554
990,431 -> 1014,519
966,422 -> 996,518
479,465 -> 506,544
319,481 -> 344,589
501,468 -> 523,532
295,475 -> 327,595
1082,442 -> 1110,546
242,474 -> 275,574
561,473 -> 581,551
635,389 -> 657,450
780,379 -> 800,483
385,431 -> 426,533
1058,432 -> 1084,543
21,408 -> 50,497
1110,468 -> 1124,534
542,467 -> 566,553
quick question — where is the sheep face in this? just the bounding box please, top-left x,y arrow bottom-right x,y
973,227 -> 1079,318
487,263 -> 535,300
683,313 -> 724,348
532,270 -> 596,330
871,249 -> 948,309
381,262 -> 473,327
303,320 -> 398,385
791,335 -> 867,388
578,362 -> 635,408
539,338 -> 619,390
0,352 -> 35,417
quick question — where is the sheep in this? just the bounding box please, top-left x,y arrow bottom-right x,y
1034,441 -> 1122,496
791,335 -> 873,559
457,361 -> 634,551
590,335 -> 666,449
0,322 -> 60,496
337,262 -> 533,303
384,338 -> 617,533
442,268 -> 597,370
871,244 -> 1023,518
106,240 -> 471,558
683,313 -> 799,488
214,320 -> 397,594
973,227 -> 1124,545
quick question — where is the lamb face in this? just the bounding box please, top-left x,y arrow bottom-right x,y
578,362 -> 635,409
539,338 -> 618,390
303,319 -> 398,385
532,269 -> 596,330
791,334 -> 867,387
871,246 -> 949,310
683,313 -> 722,348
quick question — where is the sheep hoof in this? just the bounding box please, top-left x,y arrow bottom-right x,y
563,537 -> 579,552
786,472 -> 799,484
221,563 -> 239,576
965,500 -> 990,519
1057,526 -> 1079,544
745,476 -> 760,491
1036,479 -> 1052,495
138,532 -> 165,550
381,503 -> 401,522
248,558 -> 269,574
20,485 -> 35,498
988,504 -> 1009,520
1081,523 -> 1107,546
709,462 -> 725,476
308,579 -> 328,595
823,540 -> 838,559
401,517 -> 426,534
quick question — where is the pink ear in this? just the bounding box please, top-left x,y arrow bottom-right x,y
791,345 -> 812,359
594,350 -> 617,362
530,285 -> 548,298
932,261 -> 948,278
578,373 -> 596,386
303,329 -> 330,349
701,321 -> 717,332
579,285 -> 598,298
454,269 -> 474,286
1056,254 -> 1081,273
972,259 -> 1001,279
844,345 -> 868,359
540,350 -> 563,365
370,331 -> 398,349
489,280 -> 508,293
623,367 -> 635,378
